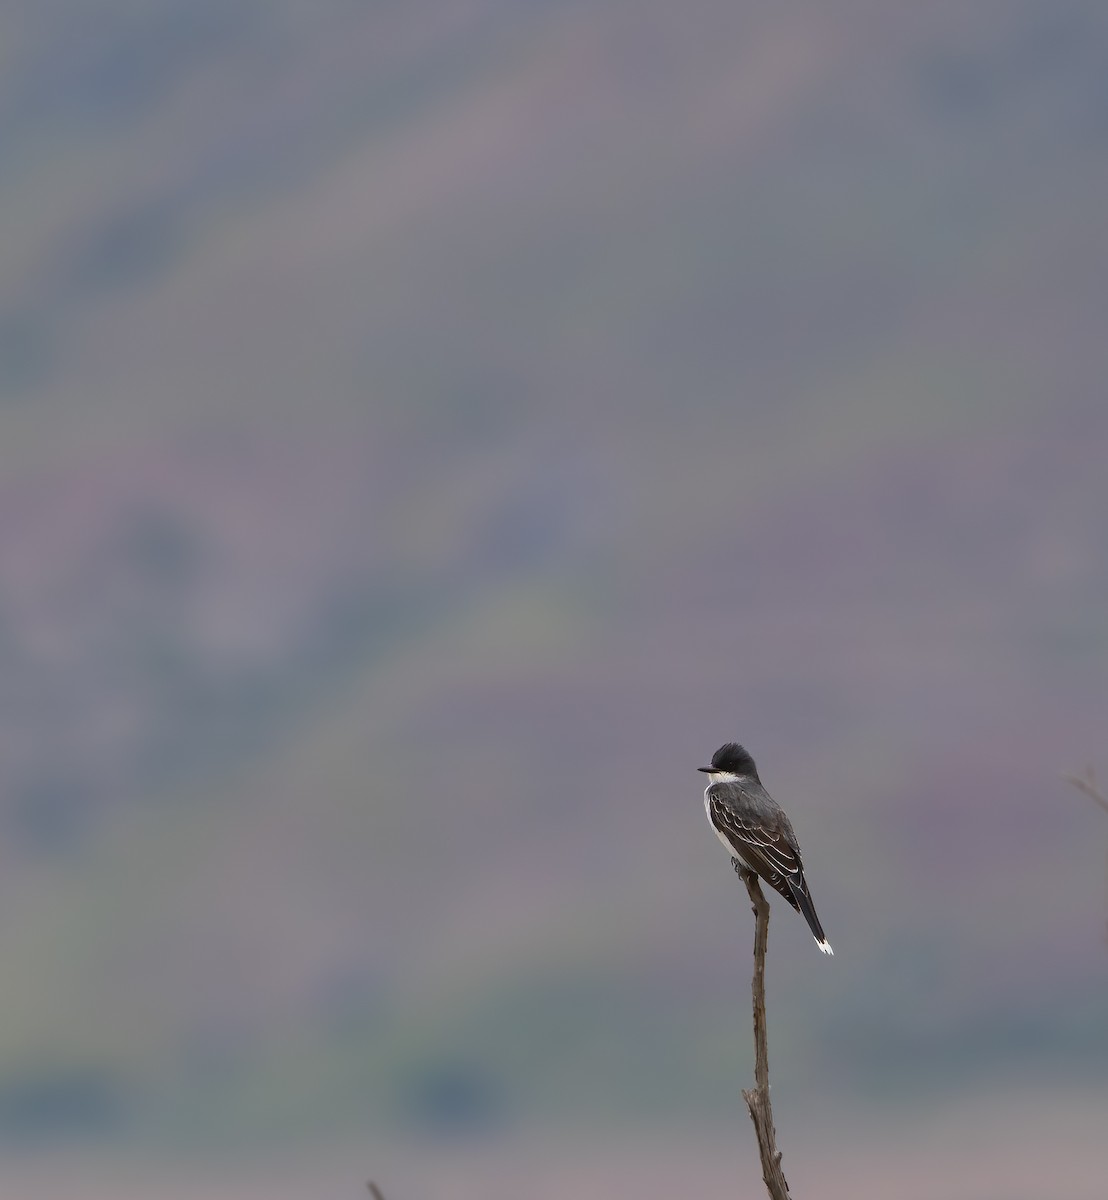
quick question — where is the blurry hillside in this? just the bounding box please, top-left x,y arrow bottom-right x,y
0,0 -> 1107,1151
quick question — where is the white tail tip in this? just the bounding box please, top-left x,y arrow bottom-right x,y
817,939 -> 834,956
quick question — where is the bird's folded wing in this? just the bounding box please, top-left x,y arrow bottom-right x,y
708,791 -> 802,880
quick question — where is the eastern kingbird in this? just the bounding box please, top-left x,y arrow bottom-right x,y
699,742 -> 833,955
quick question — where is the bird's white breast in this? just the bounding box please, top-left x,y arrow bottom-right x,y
704,783 -> 739,854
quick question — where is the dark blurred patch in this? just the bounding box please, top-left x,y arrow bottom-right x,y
124,506 -> 201,580
67,199 -> 184,294
83,8 -> 250,117
0,310 -> 53,396
477,484 -> 567,573
13,3 -> 254,127
311,581 -> 429,676
8,771 -> 95,853
917,6 -> 1105,124
0,1066 -> 129,1142
397,1060 -> 507,1137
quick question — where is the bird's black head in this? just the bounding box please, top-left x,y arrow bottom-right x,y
697,742 -> 759,779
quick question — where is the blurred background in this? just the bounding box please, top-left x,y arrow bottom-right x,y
1,1 -> 1107,1196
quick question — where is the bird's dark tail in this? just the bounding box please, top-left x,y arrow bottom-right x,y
786,877 -> 833,956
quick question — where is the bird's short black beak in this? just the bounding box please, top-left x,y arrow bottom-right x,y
696,766 -> 713,773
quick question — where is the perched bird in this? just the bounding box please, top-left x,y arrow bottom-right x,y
699,742 -> 833,955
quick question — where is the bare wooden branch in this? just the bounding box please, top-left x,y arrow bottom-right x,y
1062,766 -> 1108,816
733,857 -> 793,1200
